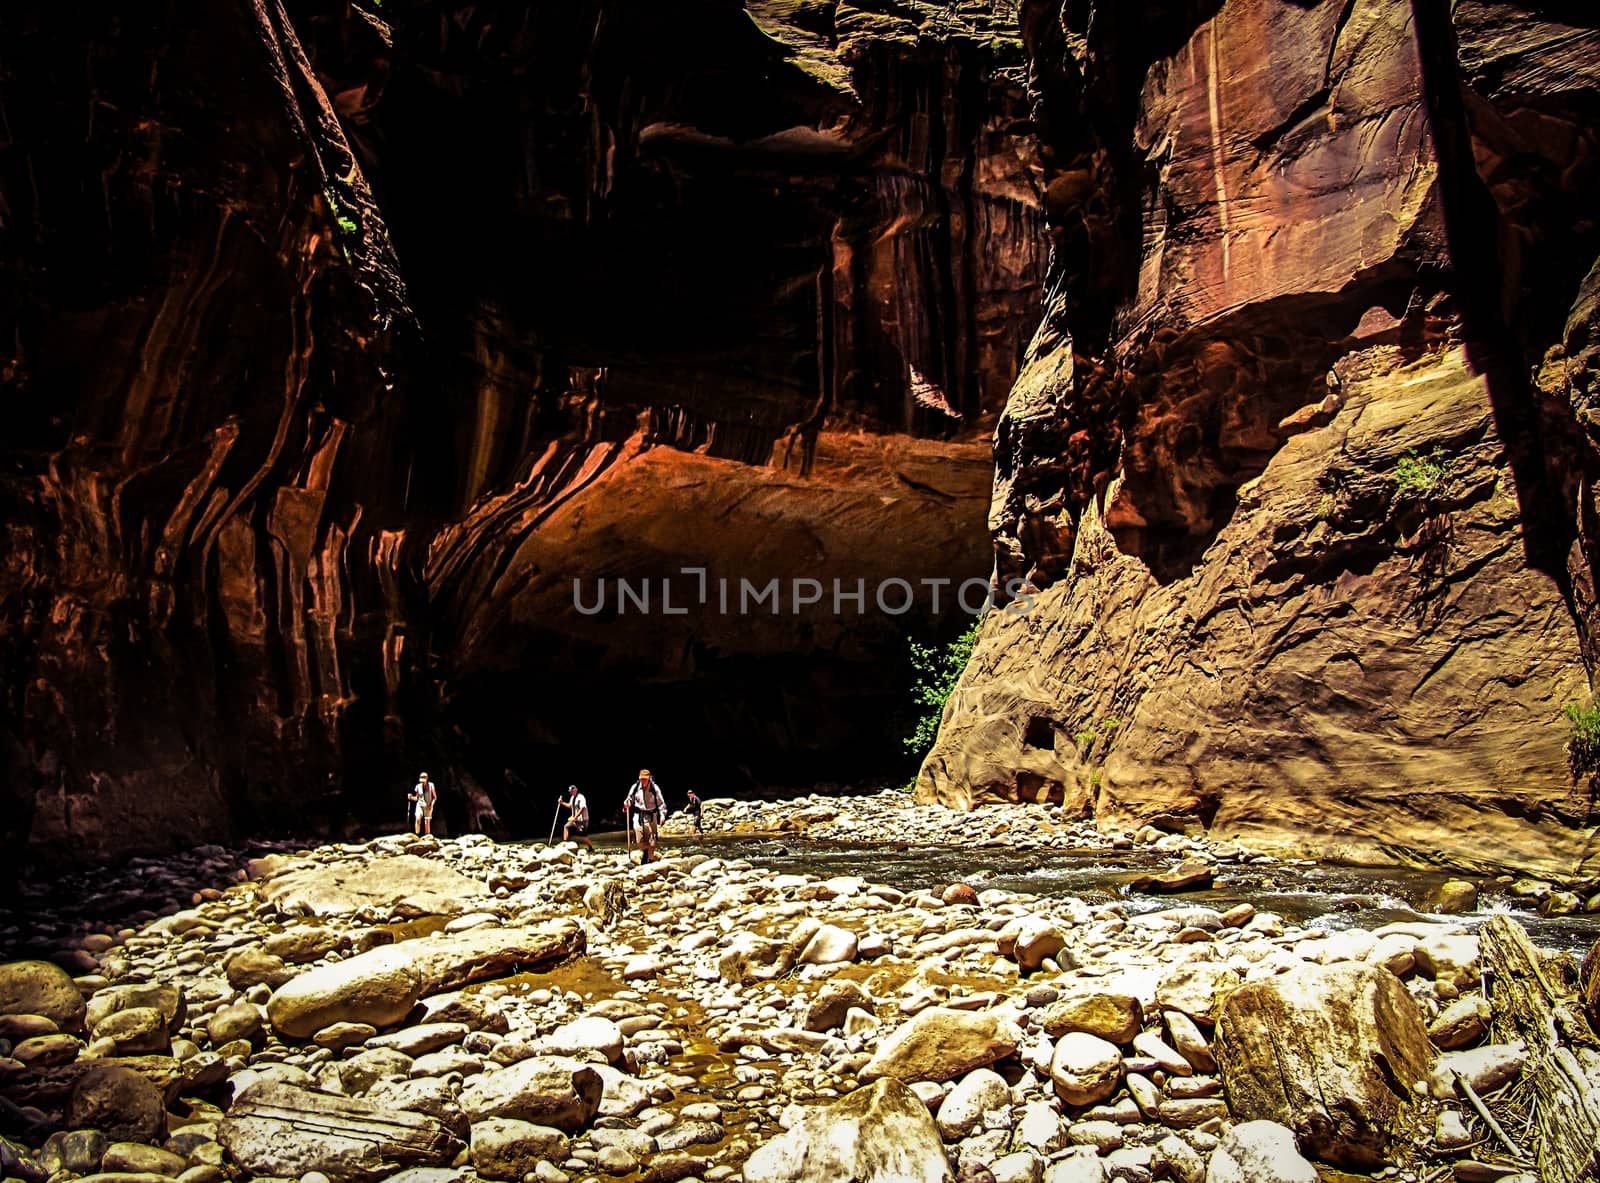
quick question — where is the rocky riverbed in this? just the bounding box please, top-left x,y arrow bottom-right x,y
0,795 -> 1596,1183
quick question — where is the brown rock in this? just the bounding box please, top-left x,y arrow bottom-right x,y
224,948 -> 294,992
1040,994 -> 1142,1045
66,1063 -> 167,1144
859,1007 -> 1022,1085
1215,961 -> 1432,1168
0,962 -> 87,1032
941,884 -> 979,907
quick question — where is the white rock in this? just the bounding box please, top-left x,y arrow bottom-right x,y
798,924 -> 859,965
935,1068 -> 1011,1141
1427,1041 -> 1526,1099
539,1017 -> 623,1065
1048,1033 -> 1122,1106
1205,1121 -> 1317,1183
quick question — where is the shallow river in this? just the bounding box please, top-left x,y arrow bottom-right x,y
635,832 -> 1600,957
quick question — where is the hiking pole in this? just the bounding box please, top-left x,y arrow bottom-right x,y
548,799 -> 562,846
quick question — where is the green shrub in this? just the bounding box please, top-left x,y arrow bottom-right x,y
1566,701 -> 1600,774
904,619 -> 982,757
1075,715 -> 1122,756
1392,448 -> 1449,500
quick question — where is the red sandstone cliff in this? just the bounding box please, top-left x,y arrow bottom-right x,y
917,0 -> 1600,879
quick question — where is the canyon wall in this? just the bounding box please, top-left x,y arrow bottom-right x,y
0,1 -> 1044,858
918,0 -> 1600,878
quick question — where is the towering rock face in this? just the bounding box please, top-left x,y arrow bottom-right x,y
919,0 -> 1600,877
0,1 -> 1044,858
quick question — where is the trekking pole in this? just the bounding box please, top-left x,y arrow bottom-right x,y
548,798 -> 562,846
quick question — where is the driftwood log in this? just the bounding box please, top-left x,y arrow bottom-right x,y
1480,915 -> 1600,1183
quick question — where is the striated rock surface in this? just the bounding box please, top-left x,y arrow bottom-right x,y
918,0 -> 1600,877
0,1 -> 1045,857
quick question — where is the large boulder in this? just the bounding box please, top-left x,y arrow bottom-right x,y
458,1057 -> 603,1131
859,1007 -> 1022,1084
744,1078 -> 953,1183
1215,962 -> 1432,1168
258,856 -> 487,918
267,922 -> 583,1038
217,1080 -> 464,1181
0,962 -> 86,1032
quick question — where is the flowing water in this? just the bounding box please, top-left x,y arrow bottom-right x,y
636,832 -> 1600,956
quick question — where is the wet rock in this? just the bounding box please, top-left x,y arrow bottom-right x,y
68,1063 -> 167,1143
0,962 -> 87,1032
860,1007 -> 1022,1084
943,885 -> 979,907
458,1057 -> 603,1131
468,1118 -> 569,1181
217,1080 -> 465,1181
1048,1033 -> 1122,1107
744,1078 -> 953,1183
1148,862 -> 1214,894
1425,881 -> 1479,915
1215,962 -> 1432,1168
1041,995 -> 1141,1045
267,922 -> 582,1038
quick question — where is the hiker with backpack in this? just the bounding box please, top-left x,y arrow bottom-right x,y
623,769 -> 667,863
558,784 -> 594,852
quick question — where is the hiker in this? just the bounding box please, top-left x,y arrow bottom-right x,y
411,772 -> 438,836
685,787 -> 704,835
559,784 -> 594,851
623,769 -> 666,863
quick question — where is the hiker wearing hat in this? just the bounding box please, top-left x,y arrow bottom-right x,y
410,772 -> 437,836
623,769 -> 666,863
559,785 -> 593,851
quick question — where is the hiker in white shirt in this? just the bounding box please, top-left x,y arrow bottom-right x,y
559,784 -> 594,851
623,769 -> 666,863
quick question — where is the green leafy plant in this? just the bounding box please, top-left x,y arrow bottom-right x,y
326,191 -> 359,237
1075,715 -> 1122,755
1392,448 -> 1450,501
1566,701 -> 1600,774
903,619 -> 983,757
